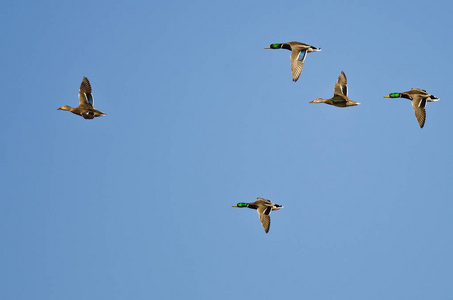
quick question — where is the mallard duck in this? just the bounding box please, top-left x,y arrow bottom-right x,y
384,88 -> 439,128
232,197 -> 283,233
265,41 -> 321,82
58,77 -> 106,119
309,71 -> 360,107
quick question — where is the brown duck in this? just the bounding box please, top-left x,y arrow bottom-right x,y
309,71 -> 360,107
58,77 -> 106,119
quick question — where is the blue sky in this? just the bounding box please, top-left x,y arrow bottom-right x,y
1,0 -> 453,299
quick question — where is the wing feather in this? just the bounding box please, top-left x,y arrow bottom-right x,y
334,71 -> 348,97
78,77 -> 94,106
290,50 -> 306,82
412,98 -> 426,128
257,207 -> 271,233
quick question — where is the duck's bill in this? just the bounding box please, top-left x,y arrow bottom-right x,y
264,46 -> 271,49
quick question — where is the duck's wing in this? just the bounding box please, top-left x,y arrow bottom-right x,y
334,71 -> 348,97
256,197 -> 272,203
411,88 -> 428,94
257,206 -> 272,233
290,49 -> 307,82
78,77 -> 94,107
412,96 -> 427,128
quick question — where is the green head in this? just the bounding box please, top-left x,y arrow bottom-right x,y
384,93 -> 401,98
265,43 -> 282,49
232,203 -> 248,208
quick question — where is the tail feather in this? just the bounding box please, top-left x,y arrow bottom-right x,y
428,95 -> 440,102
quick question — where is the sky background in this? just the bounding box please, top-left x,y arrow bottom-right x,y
1,0 -> 453,299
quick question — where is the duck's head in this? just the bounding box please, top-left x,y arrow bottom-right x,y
384,93 -> 401,98
232,203 -> 248,208
57,105 -> 72,111
309,98 -> 325,104
265,43 -> 282,49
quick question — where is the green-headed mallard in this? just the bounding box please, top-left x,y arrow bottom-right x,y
58,77 -> 106,119
384,88 -> 439,128
309,71 -> 360,107
232,197 -> 283,233
265,41 -> 321,82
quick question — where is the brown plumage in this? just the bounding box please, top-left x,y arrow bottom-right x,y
309,71 -> 360,107
265,41 -> 321,82
384,88 -> 439,128
58,77 -> 106,119
232,197 -> 283,233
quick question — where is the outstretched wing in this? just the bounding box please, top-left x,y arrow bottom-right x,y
78,77 -> 94,106
412,97 -> 427,128
257,206 -> 272,233
334,71 -> 348,97
290,50 -> 307,82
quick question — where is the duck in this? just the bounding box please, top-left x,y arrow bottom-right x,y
309,71 -> 360,107
265,41 -> 321,82
58,77 -> 106,119
384,88 -> 439,128
232,197 -> 283,233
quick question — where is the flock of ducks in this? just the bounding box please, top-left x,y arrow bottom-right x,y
57,41 -> 440,233
264,41 -> 439,128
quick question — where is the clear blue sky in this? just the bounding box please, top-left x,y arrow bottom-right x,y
1,0 -> 453,299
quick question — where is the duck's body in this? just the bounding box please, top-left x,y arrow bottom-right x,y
58,105 -> 106,119
310,71 -> 360,107
232,197 -> 283,233
58,77 -> 106,119
265,41 -> 321,82
384,88 -> 439,128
